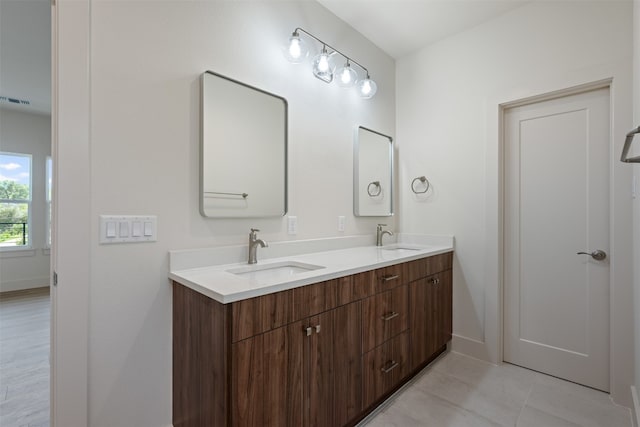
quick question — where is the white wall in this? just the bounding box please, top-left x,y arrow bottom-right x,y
56,1 -> 395,426
397,0 -> 634,406
0,108 -> 51,292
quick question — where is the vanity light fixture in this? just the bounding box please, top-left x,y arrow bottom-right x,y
284,27 -> 378,99
312,45 -> 335,83
282,30 -> 309,63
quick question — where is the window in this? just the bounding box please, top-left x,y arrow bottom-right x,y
0,152 -> 32,248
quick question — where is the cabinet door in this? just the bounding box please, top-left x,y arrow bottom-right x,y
231,335 -> 264,427
332,302 -> 362,426
306,302 -> 362,427
232,321 -> 305,427
409,277 -> 438,372
263,321 -> 305,427
363,285 -> 408,352
307,312 -> 334,427
437,270 -> 453,350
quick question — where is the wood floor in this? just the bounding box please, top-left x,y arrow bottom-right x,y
0,287 -> 50,427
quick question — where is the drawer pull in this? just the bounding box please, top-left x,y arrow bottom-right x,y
382,274 -> 399,282
380,360 -> 399,374
381,311 -> 399,321
305,327 -> 313,336
428,277 -> 440,285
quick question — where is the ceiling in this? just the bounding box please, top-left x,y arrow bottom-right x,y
317,0 -> 531,59
0,0 -> 530,116
0,0 -> 51,115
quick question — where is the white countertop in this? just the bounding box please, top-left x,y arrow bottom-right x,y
169,239 -> 454,303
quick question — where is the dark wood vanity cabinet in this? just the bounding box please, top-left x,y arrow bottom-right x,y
173,251 -> 452,427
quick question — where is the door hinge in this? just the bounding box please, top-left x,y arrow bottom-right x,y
53,271 -> 58,287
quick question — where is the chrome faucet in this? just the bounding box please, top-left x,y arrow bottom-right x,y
376,224 -> 393,246
248,228 -> 268,264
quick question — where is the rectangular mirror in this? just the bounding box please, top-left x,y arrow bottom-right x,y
200,71 -> 287,218
354,126 -> 393,217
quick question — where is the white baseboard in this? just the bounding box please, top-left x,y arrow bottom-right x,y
451,334 -> 493,363
0,276 -> 49,293
631,386 -> 639,427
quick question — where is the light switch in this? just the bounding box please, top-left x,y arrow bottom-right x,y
338,216 -> 346,232
106,221 -> 117,238
132,221 -> 142,237
143,222 -> 153,237
100,215 -> 157,244
119,221 -> 129,237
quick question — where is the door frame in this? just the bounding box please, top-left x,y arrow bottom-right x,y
491,76 -> 635,406
500,82 -> 612,390
50,0 -> 91,425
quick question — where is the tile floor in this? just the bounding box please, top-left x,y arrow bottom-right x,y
362,351 -> 632,427
0,288 -> 50,427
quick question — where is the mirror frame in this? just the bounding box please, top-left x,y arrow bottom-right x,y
353,126 -> 394,217
200,71 -> 288,218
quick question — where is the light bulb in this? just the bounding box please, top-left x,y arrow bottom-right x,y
312,47 -> 335,83
335,62 -> 357,88
282,32 -> 308,63
357,76 -> 378,99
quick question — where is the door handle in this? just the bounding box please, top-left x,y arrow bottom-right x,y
576,250 -> 607,261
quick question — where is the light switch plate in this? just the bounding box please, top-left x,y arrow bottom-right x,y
100,215 -> 157,244
337,216 -> 346,232
287,216 -> 298,235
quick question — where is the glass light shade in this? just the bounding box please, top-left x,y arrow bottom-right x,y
312,49 -> 335,83
336,63 -> 358,88
283,34 -> 308,63
357,77 -> 378,99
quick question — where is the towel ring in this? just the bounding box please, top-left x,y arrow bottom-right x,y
367,181 -> 382,197
411,176 -> 430,194
621,126 -> 640,163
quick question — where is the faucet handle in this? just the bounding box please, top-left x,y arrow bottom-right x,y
250,228 -> 260,233
377,224 -> 387,228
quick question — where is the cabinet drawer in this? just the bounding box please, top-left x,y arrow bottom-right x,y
337,270 -> 375,305
406,252 -> 453,282
362,285 -> 408,353
232,289 -> 295,342
362,331 -> 409,410
374,263 -> 405,293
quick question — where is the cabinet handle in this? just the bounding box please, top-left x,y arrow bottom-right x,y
382,274 -> 399,282
305,327 -> 313,337
381,311 -> 399,321
315,324 -> 321,334
428,277 -> 440,285
380,360 -> 399,374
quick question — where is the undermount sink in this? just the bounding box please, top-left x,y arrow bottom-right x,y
380,245 -> 421,251
227,261 -> 325,282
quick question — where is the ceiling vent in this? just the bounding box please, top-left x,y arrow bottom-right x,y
0,95 -> 30,106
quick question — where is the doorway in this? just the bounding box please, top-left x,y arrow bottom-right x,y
0,0 -> 53,426
503,86 -> 611,391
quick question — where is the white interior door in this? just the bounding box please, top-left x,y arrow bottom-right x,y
503,87 -> 610,392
